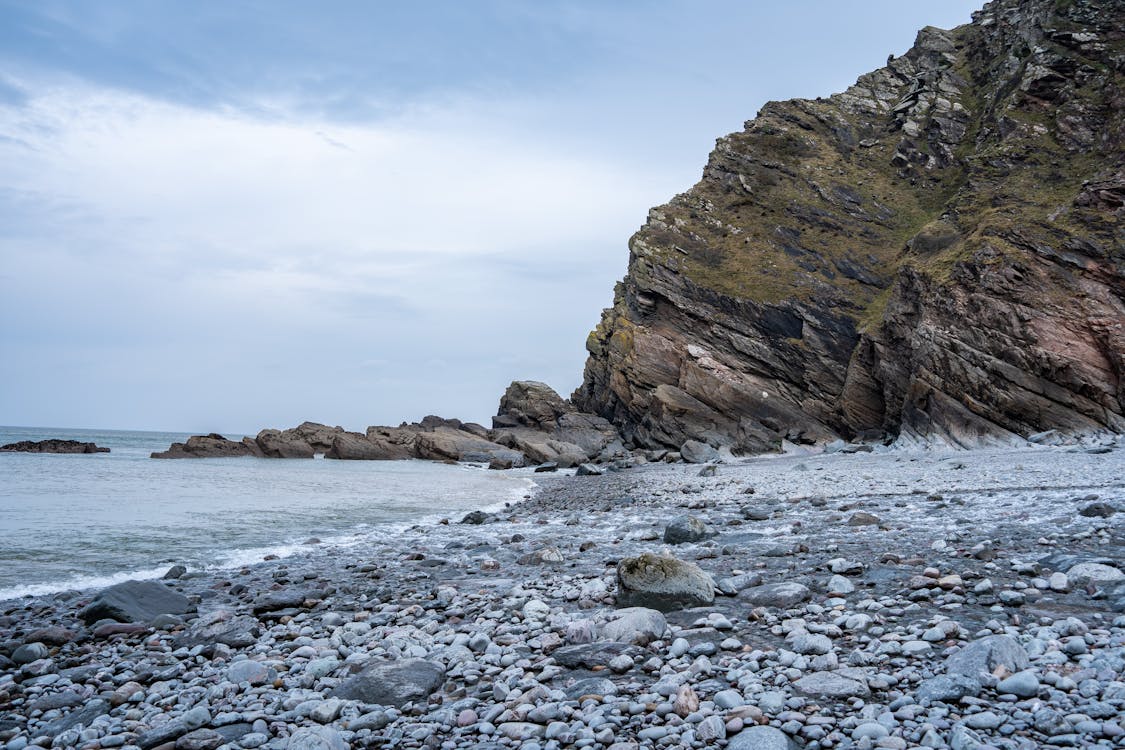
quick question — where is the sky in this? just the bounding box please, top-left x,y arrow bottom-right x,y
0,0 -> 983,433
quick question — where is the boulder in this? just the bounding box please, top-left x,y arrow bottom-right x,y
616,553 -> 716,611
944,635 -> 1030,683
792,670 -> 870,699
254,429 -> 315,458
600,607 -> 667,645
740,582 -> 811,608
495,381 -> 576,429
331,659 -> 444,707
552,412 -> 626,458
727,725 -> 797,750
415,428 -> 524,465
151,434 -> 256,459
680,440 -> 720,464
325,432 -> 405,460
663,514 -> 717,544
78,580 -> 193,624
576,463 -> 604,476
1,439 -> 109,454
1065,562 -> 1124,587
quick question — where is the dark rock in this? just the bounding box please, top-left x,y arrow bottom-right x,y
175,729 -> 224,750
495,381 -> 576,430
39,699 -> 110,737
163,564 -> 187,580
564,677 -> 618,700
576,463 -> 604,476
533,462 -> 559,473
180,611 -> 260,648
78,580 -> 192,624
251,590 -> 312,614
915,674 -> 982,704
151,433 -> 256,459
847,511 -> 881,526
944,635 -> 1030,683
331,659 -> 444,708
0,439 -> 109,454
1079,502 -> 1116,518
460,510 -> 496,525
24,626 -> 75,646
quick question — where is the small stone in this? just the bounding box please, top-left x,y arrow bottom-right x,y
1048,572 -> 1069,592
997,670 -> 1039,697
847,512 -> 881,526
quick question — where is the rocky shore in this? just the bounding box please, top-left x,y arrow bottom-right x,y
1,442 -> 1123,750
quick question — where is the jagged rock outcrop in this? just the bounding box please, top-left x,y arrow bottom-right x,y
1,439 -> 109,454
576,0 -> 1124,451
150,383 -> 627,466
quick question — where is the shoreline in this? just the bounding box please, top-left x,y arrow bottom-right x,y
0,445 -> 1122,749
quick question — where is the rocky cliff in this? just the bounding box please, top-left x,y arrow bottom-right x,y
575,0 -> 1124,451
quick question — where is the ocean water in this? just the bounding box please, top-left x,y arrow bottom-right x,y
0,426 -> 534,601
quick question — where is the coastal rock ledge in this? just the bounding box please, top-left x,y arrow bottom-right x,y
151,381 -> 628,467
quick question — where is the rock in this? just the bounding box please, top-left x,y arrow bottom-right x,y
1079,502 -> 1116,517
916,674 -> 982,704
727,725 -> 796,750
151,433 -> 257,459
331,658 -> 444,708
286,727 -> 349,750
0,439 -> 108,454
175,729 -> 224,750
78,579 -> 192,624
415,427 -> 525,465
324,431 -> 402,460
552,642 -> 645,669
564,677 -> 617,700
181,611 -> 260,648
227,659 -> 271,685
663,514 -> 717,544
680,440 -> 720,463
1066,562 -> 1124,587
163,564 -> 187,580
740,582 -> 811,608
24,626 -> 74,646
11,642 -> 48,665
534,461 -> 559,473
600,607 -> 667,645
460,510 -> 495,525
997,670 -> 1040,697
253,428 -> 317,458
615,552 -> 716,610
945,635 -> 1030,682
576,463 -> 604,476
252,589 -> 312,613
827,575 -> 855,594
847,512 -> 881,526
792,670 -> 870,699
495,381 -> 576,430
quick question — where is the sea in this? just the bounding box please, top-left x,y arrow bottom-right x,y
0,426 -> 535,602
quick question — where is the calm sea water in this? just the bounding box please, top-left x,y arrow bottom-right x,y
0,426 -> 533,601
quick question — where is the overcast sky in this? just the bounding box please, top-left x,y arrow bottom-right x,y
0,1 -> 982,433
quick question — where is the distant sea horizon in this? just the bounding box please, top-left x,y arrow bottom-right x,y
0,425 -> 533,601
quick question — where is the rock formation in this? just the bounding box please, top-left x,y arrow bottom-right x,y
1,439 -> 109,454
575,0 -> 1124,452
150,382 -> 628,467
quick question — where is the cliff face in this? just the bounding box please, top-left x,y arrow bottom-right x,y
575,0 -> 1124,451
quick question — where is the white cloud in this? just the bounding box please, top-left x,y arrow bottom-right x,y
0,82 -> 669,430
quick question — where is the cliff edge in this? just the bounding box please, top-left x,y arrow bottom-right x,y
575,0 -> 1124,451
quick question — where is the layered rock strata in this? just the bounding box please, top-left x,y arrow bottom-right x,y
576,0 -> 1124,452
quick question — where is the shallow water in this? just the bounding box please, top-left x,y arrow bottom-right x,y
0,426 -> 532,600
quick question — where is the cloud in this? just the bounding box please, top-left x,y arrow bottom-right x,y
0,82 -> 662,430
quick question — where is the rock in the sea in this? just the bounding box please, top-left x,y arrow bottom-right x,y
847,511 -> 881,526
944,635 -> 1030,682
740,582 -> 811,608
1079,501 -> 1116,518
78,579 -> 192,624
680,440 -> 720,464
151,433 -> 257,459
600,607 -> 668,645
1,439 -> 109,454
330,659 -> 444,708
663,514 -> 716,544
616,552 -> 716,611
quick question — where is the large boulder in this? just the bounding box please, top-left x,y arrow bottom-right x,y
663,514 -> 717,544
151,433 -> 257,459
325,432 -> 407,460
495,381 -> 576,429
600,607 -> 668,645
415,428 -> 524,465
552,412 -> 626,458
254,429 -> 315,458
680,440 -> 720,464
331,659 -> 444,707
78,580 -> 193,624
944,635 -> 1030,683
616,553 -> 716,611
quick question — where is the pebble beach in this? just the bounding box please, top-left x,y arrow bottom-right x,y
1,443 -> 1123,750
